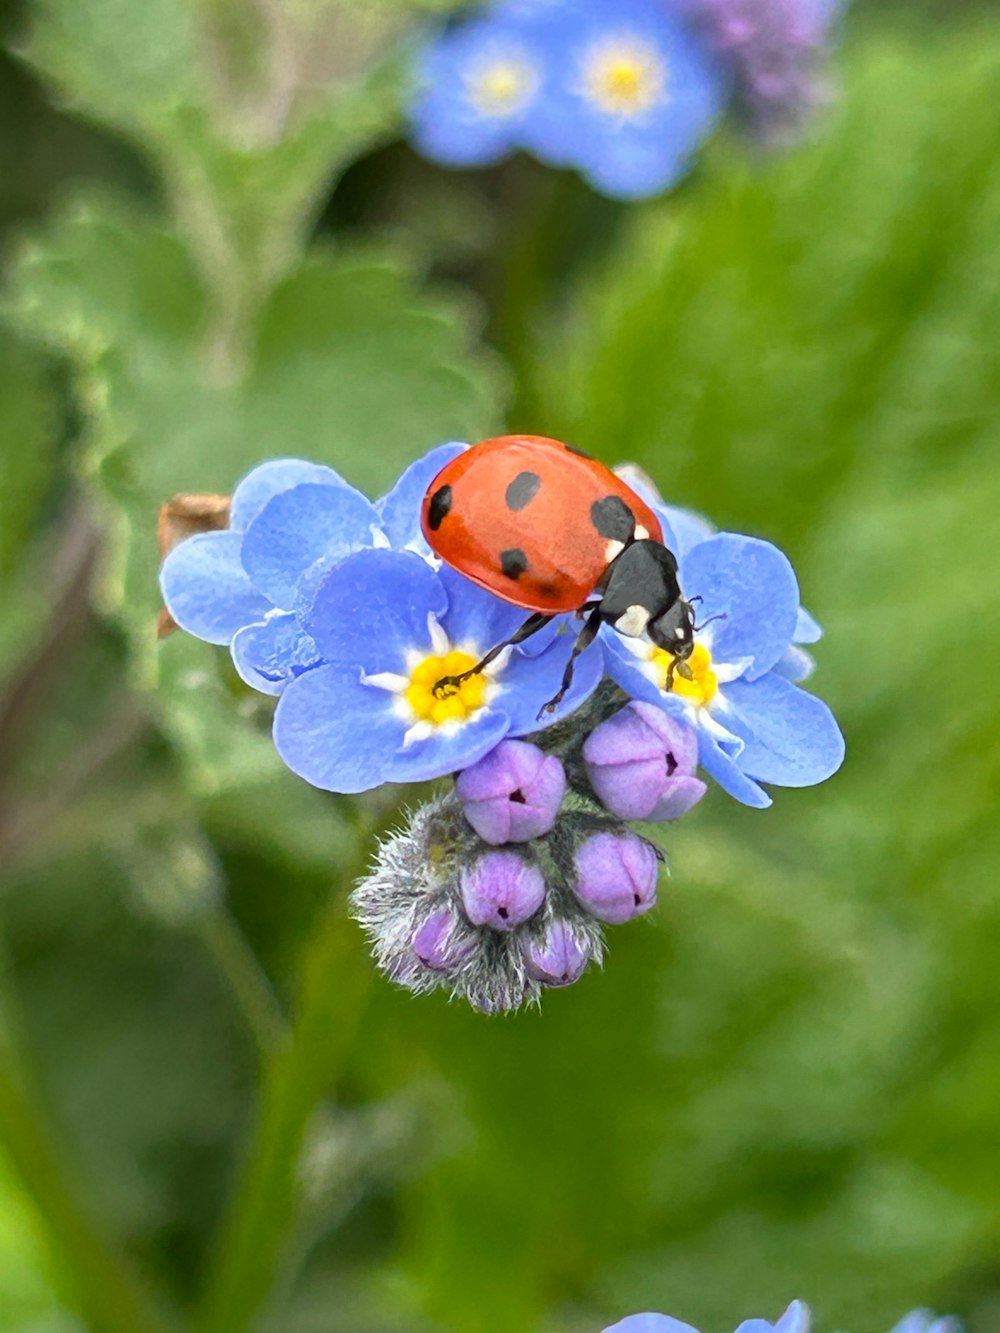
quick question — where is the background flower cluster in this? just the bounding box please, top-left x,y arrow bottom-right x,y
604,1304 -> 959,1333
410,0 -> 842,197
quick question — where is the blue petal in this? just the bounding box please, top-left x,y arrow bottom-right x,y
698,731 -> 772,809
438,565 -> 557,658
721,674 -> 845,788
771,645 -> 816,683
582,136 -> 697,200
887,1313 -> 959,1333
384,709 -> 510,786
612,466 -> 715,559
794,606 -> 823,644
272,664 -> 400,794
681,534 -> 800,680
656,502 -> 715,560
499,633 -> 604,735
241,482 -> 381,611
230,459 -> 348,532
377,441 -> 468,556
736,1307 -> 812,1333
411,102 -> 521,167
773,1304 -> 812,1333
602,1317 -> 701,1333
305,549 -> 446,674
231,613 -> 320,696
160,531 -> 271,645
734,1307 -> 811,1333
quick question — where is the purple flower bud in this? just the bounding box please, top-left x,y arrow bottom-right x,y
583,702 -> 706,822
460,851 -> 546,931
456,740 -> 566,845
411,907 -> 475,972
572,832 -> 659,925
522,921 -> 592,988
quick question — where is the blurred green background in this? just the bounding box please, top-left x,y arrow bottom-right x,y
1,1 -> 999,1331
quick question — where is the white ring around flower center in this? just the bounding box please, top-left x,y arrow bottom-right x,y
464,45 -> 540,120
363,613 -> 509,746
579,32 -> 669,120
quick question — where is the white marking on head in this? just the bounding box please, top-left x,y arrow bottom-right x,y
604,539 -> 625,563
615,604 -> 651,638
634,525 -> 649,541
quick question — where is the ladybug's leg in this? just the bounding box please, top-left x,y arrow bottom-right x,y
538,604 -> 603,718
432,611 -> 554,696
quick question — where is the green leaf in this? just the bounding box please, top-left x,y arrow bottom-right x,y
0,327 -> 62,682
0,326 -> 59,581
8,197 -> 503,785
0,1153 -> 75,1330
18,1 -> 433,354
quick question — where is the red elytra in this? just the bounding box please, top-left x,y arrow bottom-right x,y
420,434 -> 663,613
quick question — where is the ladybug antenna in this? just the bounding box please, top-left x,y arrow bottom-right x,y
694,611 -> 727,634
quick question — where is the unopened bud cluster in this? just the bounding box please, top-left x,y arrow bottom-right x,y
351,684 -> 706,1012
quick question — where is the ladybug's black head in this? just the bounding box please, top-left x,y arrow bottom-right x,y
598,539 -> 695,663
647,598 -> 695,662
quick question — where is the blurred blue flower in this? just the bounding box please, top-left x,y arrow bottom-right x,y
602,1306 -> 960,1333
159,443 -> 466,695
410,0 -> 726,199
272,548 -> 603,793
603,527 -> 845,808
888,1315 -> 962,1333
604,1301 -> 810,1333
410,9 -> 550,166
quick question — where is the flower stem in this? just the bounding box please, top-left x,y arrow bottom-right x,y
195,894 -> 371,1333
0,1009 -> 178,1333
195,906 -> 290,1058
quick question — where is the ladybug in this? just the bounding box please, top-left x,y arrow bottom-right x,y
420,435 -> 697,715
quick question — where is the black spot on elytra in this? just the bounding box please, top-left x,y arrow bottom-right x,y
505,471 -> 541,511
428,484 -> 452,531
563,441 -> 593,459
590,494 -> 635,542
500,548 -> 529,580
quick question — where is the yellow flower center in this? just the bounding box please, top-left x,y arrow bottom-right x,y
466,54 -> 539,119
405,650 -> 486,727
581,36 -> 668,118
651,640 -> 718,708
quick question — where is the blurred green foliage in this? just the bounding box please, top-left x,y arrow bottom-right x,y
0,2 -> 999,1333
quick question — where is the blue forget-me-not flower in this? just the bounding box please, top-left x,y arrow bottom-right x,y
409,0 -> 842,200
159,440 -> 843,1010
271,548 -> 603,793
602,1302 -> 960,1333
160,443 -> 467,695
